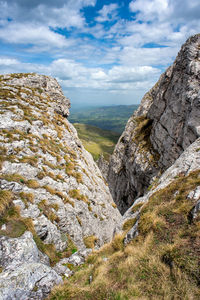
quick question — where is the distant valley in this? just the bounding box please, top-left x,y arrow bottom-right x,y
69,104 -> 139,134
73,123 -> 120,161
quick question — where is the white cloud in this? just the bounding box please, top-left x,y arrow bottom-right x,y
95,3 -> 119,23
0,57 -> 19,65
129,0 -> 169,22
0,23 -> 73,49
0,0 -> 96,28
0,0 -> 199,106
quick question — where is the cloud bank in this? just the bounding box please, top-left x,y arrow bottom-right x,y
0,0 -> 199,106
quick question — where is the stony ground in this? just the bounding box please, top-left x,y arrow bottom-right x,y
0,73 -> 121,299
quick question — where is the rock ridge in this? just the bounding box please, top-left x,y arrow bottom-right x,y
108,34 -> 200,214
0,72 -> 121,298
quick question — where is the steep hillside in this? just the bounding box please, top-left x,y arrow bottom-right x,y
108,34 -> 200,214
0,73 -> 121,299
73,123 -> 120,161
49,138 -> 200,300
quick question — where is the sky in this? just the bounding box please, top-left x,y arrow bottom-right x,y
0,0 -> 200,108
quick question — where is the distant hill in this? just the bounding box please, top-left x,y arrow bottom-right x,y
69,105 -> 139,133
73,123 -> 120,161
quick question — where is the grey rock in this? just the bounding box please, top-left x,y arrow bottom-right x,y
0,232 -> 49,268
0,263 -> 62,300
0,180 -> 23,193
33,215 -> 67,252
0,232 -> 62,299
67,253 -> 85,266
97,154 -> 109,180
13,200 -> 25,210
53,261 -> 72,277
64,268 -> 74,278
118,138 -> 200,243
20,204 -> 40,218
1,225 -> 6,231
0,72 -> 122,299
0,72 -> 121,254
123,220 -> 139,245
188,200 -> 200,223
108,34 -> 200,214
53,248 -> 92,276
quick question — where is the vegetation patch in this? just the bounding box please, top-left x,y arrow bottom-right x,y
0,173 -> 26,184
122,218 -> 137,231
38,200 -> 59,223
131,202 -> 143,214
132,115 -> 160,165
68,189 -> 88,203
49,170 -> 200,300
73,123 -> 120,161
0,190 -> 14,216
26,179 -> 40,189
19,192 -> 34,206
83,235 -> 98,249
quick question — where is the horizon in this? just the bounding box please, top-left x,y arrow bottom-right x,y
0,0 -> 199,107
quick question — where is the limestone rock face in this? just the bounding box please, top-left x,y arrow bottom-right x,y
0,72 -> 121,298
108,34 -> 200,214
0,232 -> 62,300
118,137 -> 200,243
97,154 -> 109,180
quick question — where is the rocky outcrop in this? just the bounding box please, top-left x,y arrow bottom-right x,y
0,232 -> 62,299
0,72 -> 121,298
119,137 -> 200,244
108,34 -> 200,214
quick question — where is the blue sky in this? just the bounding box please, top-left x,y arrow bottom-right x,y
0,0 -> 200,107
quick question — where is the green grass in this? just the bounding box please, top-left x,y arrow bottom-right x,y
69,105 -> 138,134
73,123 -> 120,161
49,170 -> 200,300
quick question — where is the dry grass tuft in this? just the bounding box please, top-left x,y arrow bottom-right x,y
26,179 -> 40,189
0,190 -> 13,215
83,235 -> 98,249
49,170 -> 200,300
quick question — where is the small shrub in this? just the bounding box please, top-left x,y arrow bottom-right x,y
83,235 -> 98,249
111,234 -> 124,251
0,190 -> 13,215
37,171 -> 46,179
43,185 -> 55,194
19,192 -> 34,204
27,179 -> 40,189
73,172 -> 83,184
68,189 -> 88,202
20,156 -> 38,167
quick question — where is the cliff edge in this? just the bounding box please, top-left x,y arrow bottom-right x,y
108,34 -> 200,214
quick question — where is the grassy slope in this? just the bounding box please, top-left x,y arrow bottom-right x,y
49,170 -> 200,300
73,123 -> 120,161
69,105 -> 139,134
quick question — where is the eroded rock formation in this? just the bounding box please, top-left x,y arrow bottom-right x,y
108,34 -> 200,214
0,73 -> 121,298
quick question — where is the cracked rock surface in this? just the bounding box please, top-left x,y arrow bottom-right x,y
0,72 -> 121,299
108,34 -> 200,214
